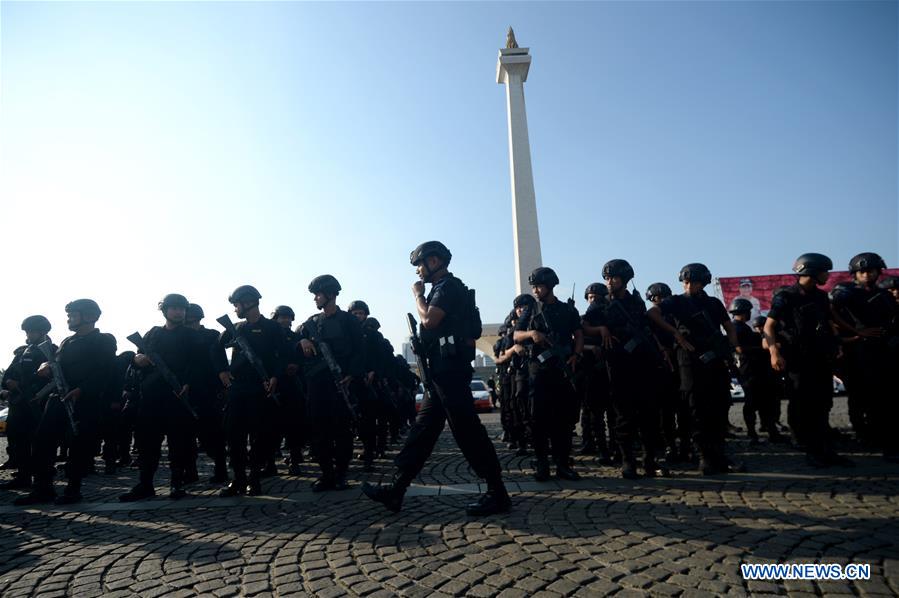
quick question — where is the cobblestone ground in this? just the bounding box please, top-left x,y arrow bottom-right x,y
0,397 -> 897,597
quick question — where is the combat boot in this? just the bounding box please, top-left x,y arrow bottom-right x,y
0,475 -> 31,490
466,479 -> 511,516
620,458 -> 638,480
361,471 -> 412,513
210,461 -> 229,484
13,484 -> 55,506
532,458 -> 551,482
119,483 -> 156,502
333,472 -> 349,491
54,481 -> 83,505
246,477 -> 263,496
555,462 -> 581,481
169,484 -> 188,500
219,478 -> 248,497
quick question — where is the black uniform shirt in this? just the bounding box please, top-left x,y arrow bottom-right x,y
832,284 -> 899,331
515,298 -> 582,358
139,325 -> 202,397
659,291 -> 729,354
57,329 -> 118,403
297,308 -> 364,377
767,284 -> 836,358
733,320 -> 767,378
3,340 -> 58,400
219,316 -> 288,384
589,292 -> 651,350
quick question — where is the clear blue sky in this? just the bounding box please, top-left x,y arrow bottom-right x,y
1,1 -> 896,354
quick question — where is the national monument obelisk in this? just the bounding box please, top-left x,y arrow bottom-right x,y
496,27 -> 543,295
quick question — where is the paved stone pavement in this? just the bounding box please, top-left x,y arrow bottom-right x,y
0,397 -> 897,597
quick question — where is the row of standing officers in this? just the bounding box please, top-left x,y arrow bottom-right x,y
2,244 -> 897,516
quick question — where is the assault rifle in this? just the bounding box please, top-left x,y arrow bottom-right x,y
407,312 -> 436,401
216,315 -> 281,406
127,332 -> 199,420
304,316 -> 360,421
608,295 -> 674,372
37,340 -> 78,435
532,303 -> 577,390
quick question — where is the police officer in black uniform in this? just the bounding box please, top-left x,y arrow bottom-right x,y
646,282 -> 689,462
493,315 -> 516,447
348,299 -> 387,471
363,241 -> 510,516
763,254 -> 853,467
297,276 -> 364,491
588,260 -> 665,478
729,298 -> 784,445
16,299 -> 117,505
218,285 -> 288,497
647,264 -> 739,475
0,316 -> 55,491
830,253 -> 899,462
120,294 -> 201,501
184,303 -> 230,483
361,316 -> 397,458
514,266 -> 584,482
271,305 -> 306,475
580,283 -> 613,462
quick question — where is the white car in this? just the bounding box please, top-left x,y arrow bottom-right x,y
414,380 -> 493,412
730,378 -> 745,400
833,376 -> 846,395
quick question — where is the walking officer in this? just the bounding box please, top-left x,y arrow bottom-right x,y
16,299 -> 117,505
514,266 -> 584,482
763,254 -> 853,467
120,293 -> 200,501
218,285 -> 288,496
363,241 -> 510,516
297,276 -> 364,491
0,316 -> 55,491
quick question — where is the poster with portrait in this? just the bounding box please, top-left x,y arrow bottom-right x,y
717,269 -> 899,319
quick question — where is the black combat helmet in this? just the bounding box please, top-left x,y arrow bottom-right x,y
21,315 -> 51,333
513,293 -> 536,308
751,315 -> 767,330
602,259 -> 635,283
678,263 -> 712,285
65,299 -> 101,322
348,300 -> 370,315
584,283 -> 608,300
410,241 -> 452,266
271,305 -> 295,320
228,285 -> 262,304
528,267 -> 560,288
728,298 -> 753,314
363,317 -> 381,330
186,303 -> 205,321
158,293 -> 189,312
792,253 -> 832,276
849,252 -> 886,273
308,275 -> 341,295
645,282 -> 673,301
878,276 -> 898,290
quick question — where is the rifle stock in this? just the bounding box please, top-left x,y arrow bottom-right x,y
37,340 -> 78,435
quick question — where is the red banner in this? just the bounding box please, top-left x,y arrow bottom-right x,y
717,270 -> 899,319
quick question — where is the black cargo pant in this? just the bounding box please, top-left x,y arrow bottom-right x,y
499,372 -> 514,440
193,387 -> 227,472
6,397 -> 41,479
529,362 -> 577,466
280,383 -> 307,462
30,398 -> 100,492
741,372 -> 780,436
844,341 -> 896,454
511,370 -> 531,444
786,354 -> 836,458
606,350 -> 661,462
135,392 -> 194,487
224,382 -> 274,483
580,353 -> 613,452
678,350 -> 731,462
306,371 -> 355,479
395,369 -> 502,484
